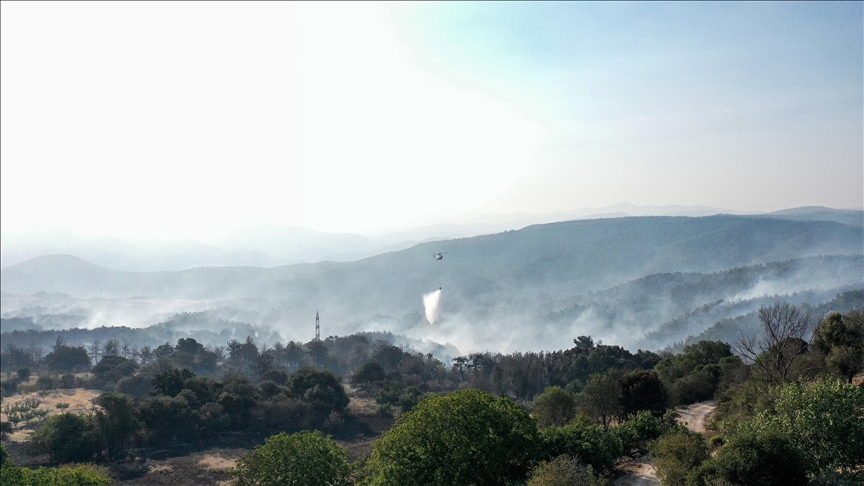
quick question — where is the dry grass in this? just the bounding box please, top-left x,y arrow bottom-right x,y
1,388 -> 102,442
348,397 -> 378,416
198,453 -> 236,472
117,449 -> 246,486
148,464 -> 174,474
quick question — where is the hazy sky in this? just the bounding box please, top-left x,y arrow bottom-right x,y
2,2 -> 861,238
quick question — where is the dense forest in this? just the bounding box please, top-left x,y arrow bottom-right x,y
1,303 -> 862,485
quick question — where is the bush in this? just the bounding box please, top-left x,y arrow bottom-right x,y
0,377 -> 21,397
688,428 -> 807,486
17,367 -> 32,381
287,367 -> 349,416
28,413 -> 101,463
612,410 -> 661,451
649,425 -> 708,486
2,463 -> 110,486
231,430 -> 350,486
365,389 -> 539,485
538,415 -> 623,474
527,455 -> 600,486
533,386 -> 577,428
36,375 -> 58,391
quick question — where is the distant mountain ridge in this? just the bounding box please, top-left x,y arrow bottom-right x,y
3,206 -> 860,272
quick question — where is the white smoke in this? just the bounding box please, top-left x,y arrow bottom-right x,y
423,289 -> 442,325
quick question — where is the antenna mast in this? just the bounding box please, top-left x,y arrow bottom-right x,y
315,311 -> 320,341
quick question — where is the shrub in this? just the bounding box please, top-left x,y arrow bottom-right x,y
17,367 -> 32,381
287,367 -> 349,415
688,428 -> 807,486
231,430 -> 350,486
527,455 -> 600,486
533,386 -> 577,428
538,415 -> 623,474
612,410 -> 662,451
28,413 -> 101,463
365,389 -> 539,485
649,425 -> 708,486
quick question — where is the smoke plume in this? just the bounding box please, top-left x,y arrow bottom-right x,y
423,289 -> 442,325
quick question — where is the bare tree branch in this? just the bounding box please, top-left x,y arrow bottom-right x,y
735,302 -> 813,384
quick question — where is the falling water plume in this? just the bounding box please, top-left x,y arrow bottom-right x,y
423,289 -> 442,325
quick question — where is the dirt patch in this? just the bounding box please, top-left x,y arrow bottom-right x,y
676,400 -> 716,434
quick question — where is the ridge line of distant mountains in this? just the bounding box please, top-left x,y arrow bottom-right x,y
2,205 -> 861,273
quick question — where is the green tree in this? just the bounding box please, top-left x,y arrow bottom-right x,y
746,378 -> 864,475
151,368 -> 194,397
44,346 -> 91,372
287,367 -> 349,414
231,430 -> 350,486
813,311 -> 864,383
533,386 -> 577,428
94,393 -> 141,459
350,361 -> 386,392
365,389 -> 539,485
28,413 -> 100,463
92,355 -> 138,387
577,370 -> 621,429
618,369 -> 667,419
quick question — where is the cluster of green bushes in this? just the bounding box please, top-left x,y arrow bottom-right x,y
1,443 -> 111,486
5,305 -> 861,485
652,379 -> 863,486
231,389 -> 667,486
647,309 -> 864,486
23,365 -> 352,463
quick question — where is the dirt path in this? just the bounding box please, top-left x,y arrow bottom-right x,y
676,400 -> 716,434
613,400 -> 717,485
613,454 -> 659,486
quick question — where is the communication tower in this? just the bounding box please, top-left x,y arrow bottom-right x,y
315,311 -> 320,341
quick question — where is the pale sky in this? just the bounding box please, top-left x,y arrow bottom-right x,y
2,2 -> 861,238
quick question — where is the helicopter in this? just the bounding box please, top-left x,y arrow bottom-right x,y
433,252 -> 448,260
